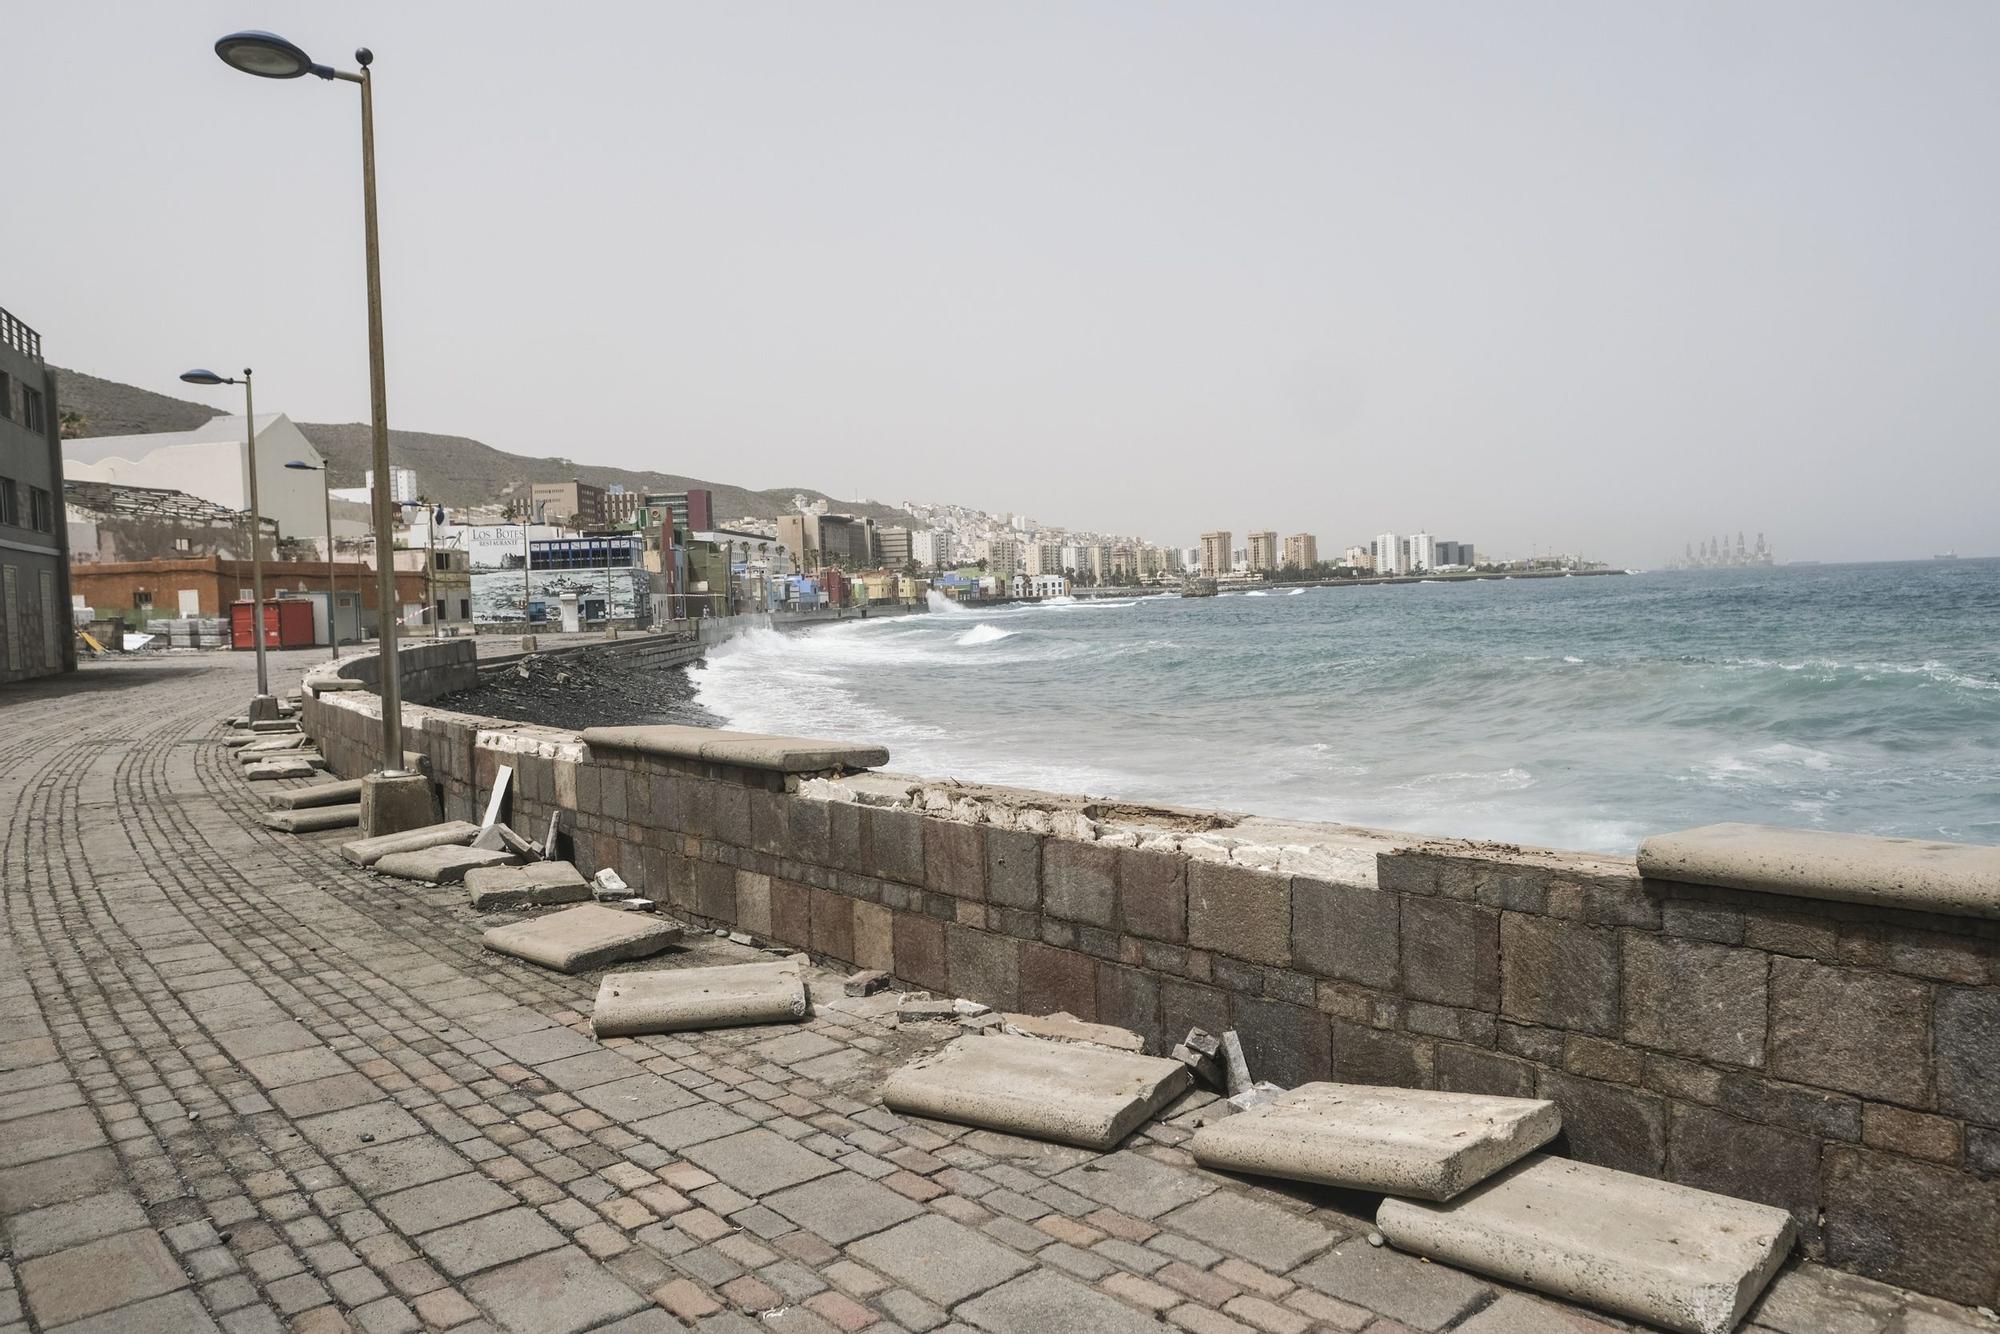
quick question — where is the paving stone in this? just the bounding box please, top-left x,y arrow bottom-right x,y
333,1137 -> 475,1196
419,1206 -> 568,1278
3,1189 -> 150,1259
762,1173 -> 924,1245
1159,1191 -> 1338,1273
1053,1151 -> 1217,1219
0,1106 -> 106,1169
19,1229 -> 188,1327
483,904 -> 684,974
377,1173 -> 519,1234
39,1289 -> 222,1333
1293,1239 -> 1493,1331
957,1270 -> 1168,1334
633,1102 -> 758,1152
847,1215 -> 1034,1304
681,1129 -> 841,1197
462,1245 -> 649,1333
572,1073 -> 701,1121
0,1147 -> 123,1214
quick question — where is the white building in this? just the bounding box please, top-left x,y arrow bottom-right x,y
1026,541 -> 1063,576
366,466 -> 417,504
63,414 -> 327,541
1374,532 -> 1402,575
910,529 -> 941,569
1011,573 -> 1069,599
1409,531 -> 1435,572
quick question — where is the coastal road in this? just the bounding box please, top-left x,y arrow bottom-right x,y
0,651 -> 1979,1333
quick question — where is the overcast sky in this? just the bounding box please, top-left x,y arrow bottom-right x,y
10,2 -> 1997,562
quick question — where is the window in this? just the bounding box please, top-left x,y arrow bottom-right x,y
0,371 -> 10,420
29,487 -> 51,533
20,387 -> 43,433
134,589 -> 153,609
0,478 -> 16,526
173,537 -> 191,553
458,598 -> 470,620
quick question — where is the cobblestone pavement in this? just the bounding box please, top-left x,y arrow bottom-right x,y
2,653 -> 1991,1334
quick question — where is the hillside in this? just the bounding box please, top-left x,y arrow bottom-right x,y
52,367 -> 908,526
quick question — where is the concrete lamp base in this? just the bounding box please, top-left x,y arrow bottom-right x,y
358,771 -> 441,838
247,694 -> 281,723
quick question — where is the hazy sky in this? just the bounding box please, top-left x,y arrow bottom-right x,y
10,2 -> 1997,563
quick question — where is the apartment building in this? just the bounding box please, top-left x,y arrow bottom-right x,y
1246,530 -> 1278,573
1283,533 -> 1317,570
529,479 -> 607,528
0,304 -> 73,683
1199,531 -> 1232,575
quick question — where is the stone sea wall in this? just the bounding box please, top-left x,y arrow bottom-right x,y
299,639 -> 2000,1308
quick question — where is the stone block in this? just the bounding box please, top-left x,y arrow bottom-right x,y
810,888 -> 855,962
1935,985 -> 2000,1126
1718,1073 -> 1862,1141
260,803 -> 362,833
1537,1070 -> 1665,1176
1231,995 -> 1331,1089
893,913 -> 948,993
1823,1146 -> 2000,1306
984,827 -> 1042,909
1292,877 -> 1399,988
1018,942 -> 1097,1020
1330,1019 -> 1433,1089
1665,1103 -> 1820,1229
1187,861 -> 1292,967
1437,1045 -> 1538,1099
851,899 -> 894,973
734,871 -> 773,938
861,805 -> 925,885
770,878 -> 812,948
340,819 -> 480,868
1043,839 -> 1119,928
1499,913 -> 1618,1036
1191,1083 -> 1559,1200
946,925 -> 1020,1011
923,818 -> 986,900
1402,896 -> 1499,1009
482,904 -> 683,974
847,1214 -> 1033,1305
1622,933 -> 1768,1065
589,960 -> 807,1036
465,861 -> 593,911
881,1034 -> 1190,1151
1161,980 -> 1230,1045
1768,958 -> 1931,1105
1095,962 -> 1162,1051
1117,847 -> 1186,942
1861,1103 -> 1962,1163
359,771 -> 441,837
1377,1154 -> 1796,1334
375,845 -> 520,884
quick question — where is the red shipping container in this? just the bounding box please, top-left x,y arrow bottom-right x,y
230,599 -> 317,651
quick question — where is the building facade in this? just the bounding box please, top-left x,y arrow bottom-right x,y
63,413 -> 327,542
0,305 -> 73,683
1246,530 -> 1278,573
1283,532 -> 1317,570
1199,531 -> 1232,576
364,466 -> 417,505
528,479 -> 607,528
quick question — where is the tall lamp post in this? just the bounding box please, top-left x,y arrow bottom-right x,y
284,459 -> 339,662
180,368 -> 269,708
215,29 -> 404,773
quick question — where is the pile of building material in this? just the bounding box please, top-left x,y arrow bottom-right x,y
590,958 -> 809,1037
482,903 -> 683,974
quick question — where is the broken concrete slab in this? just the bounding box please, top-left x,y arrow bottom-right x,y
469,765 -> 513,850
495,824 -> 541,859
266,780 -> 363,810
239,734 -> 308,754
260,803 -> 363,834
897,999 -> 959,1025
1221,1030 -> 1253,1095
1190,1083 -> 1560,1201
1375,1153 -> 1796,1334
464,861 -> 592,911
882,1033 -> 1191,1151
374,845 -> 520,884
483,904 -> 684,975
340,821 -> 480,868
999,1011 -> 1146,1054
244,757 -> 327,780
589,960 -> 809,1037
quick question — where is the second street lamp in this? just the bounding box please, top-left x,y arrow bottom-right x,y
180,367 -> 270,709
285,459 -> 340,663
216,28 -> 404,774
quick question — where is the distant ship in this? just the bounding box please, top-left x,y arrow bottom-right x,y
1934,550 -> 1960,561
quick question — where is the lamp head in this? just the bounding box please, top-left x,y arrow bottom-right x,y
214,30 -> 316,79
179,368 -> 227,386
284,461 -> 319,471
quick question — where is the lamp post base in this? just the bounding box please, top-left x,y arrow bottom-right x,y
359,771 -> 440,838
248,694 -> 281,723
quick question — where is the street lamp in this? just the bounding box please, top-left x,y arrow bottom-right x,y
181,367 -> 270,709
216,29 -> 405,774
285,460 -> 339,662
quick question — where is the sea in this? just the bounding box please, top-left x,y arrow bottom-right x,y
689,560 -> 2000,854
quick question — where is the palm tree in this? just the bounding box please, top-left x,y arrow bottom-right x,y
59,409 -> 87,439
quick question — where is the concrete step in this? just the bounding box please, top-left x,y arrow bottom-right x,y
1189,1083 -> 1559,1200
883,1033 -> 1189,1151
339,820 -> 480,867
1376,1153 -> 1795,1334
590,960 -> 809,1037
260,803 -> 362,834
266,780 -> 363,811
482,904 -> 684,974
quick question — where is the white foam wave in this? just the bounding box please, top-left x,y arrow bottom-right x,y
925,591 -> 968,614
954,624 -> 1014,646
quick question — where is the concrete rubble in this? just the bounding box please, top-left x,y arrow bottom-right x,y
1171,1028 -> 1225,1089
340,820 -> 480,867
259,803 -> 363,834
589,959 -> 810,1037
482,903 -> 684,974
883,1033 -> 1190,1151
464,860 -> 592,911
897,998 -> 959,1025
243,756 -> 326,780
374,845 -> 520,884
469,765 -> 513,850
842,970 -> 888,997
591,868 -> 630,900
265,779 -> 363,810
1220,1030 -> 1254,1096
1376,1154 -> 1797,1334
1190,1083 -> 1561,1200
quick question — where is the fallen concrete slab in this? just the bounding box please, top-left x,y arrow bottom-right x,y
1376,1154 -> 1795,1334
244,757 -> 326,780
465,861 -> 592,911
240,734 -> 307,754
883,1033 -> 1190,1151
590,960 -> 809,1037
374,845 -> 520,884
483,904 -> 684,974
267,780 -> 364,811
340,821 -> 481,867
1189,1083 -> 1559,1200
260,804 -> 363,834
999,1011 -> 1147,1053
1637,822 -> 2000,919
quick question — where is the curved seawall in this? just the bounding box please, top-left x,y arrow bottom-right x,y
299,634 -> 2000,1309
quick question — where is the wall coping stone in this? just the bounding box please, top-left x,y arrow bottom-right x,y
1638,823 -> 2000,921
582,724 -> 888,775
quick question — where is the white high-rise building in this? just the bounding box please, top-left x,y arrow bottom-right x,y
1374,532 -> 1401,575
910,530 -> 940,569
1409,531 -> 1435,572
366,466 -> 418,505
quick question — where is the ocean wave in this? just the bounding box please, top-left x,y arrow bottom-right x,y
954,624 -> 1014,646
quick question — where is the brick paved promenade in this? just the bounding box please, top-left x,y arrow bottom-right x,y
1,653 -> 1988,1334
